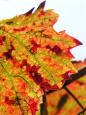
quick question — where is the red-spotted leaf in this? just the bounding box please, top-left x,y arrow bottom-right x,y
0,1 -> 82,114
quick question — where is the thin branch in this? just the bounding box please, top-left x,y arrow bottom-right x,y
40,91 -> 48,115
78,108 -> 86,115
64,87 -> 84,110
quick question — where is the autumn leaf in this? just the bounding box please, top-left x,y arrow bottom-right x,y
0,1 -> 82,114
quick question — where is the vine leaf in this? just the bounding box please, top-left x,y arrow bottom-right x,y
0,1 -> 82,115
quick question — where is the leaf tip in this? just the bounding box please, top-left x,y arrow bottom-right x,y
24,7 -> 35,16
37,1 -> 46,10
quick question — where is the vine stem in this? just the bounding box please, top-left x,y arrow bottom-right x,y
64,86 -> 84,110
40,91 -> 48,115
78,108 -> 86,115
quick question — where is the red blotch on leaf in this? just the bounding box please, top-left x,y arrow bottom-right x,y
30,65 -> 40,73
21,59 -> 31,72
52,45 -> 62,54
29,98 -> 38,115
12,58 -> 21,68
41,81 -> 58,91
13,26 -> 27,32
21,59 -> 28,66
5,96 -> 16,105
0,35 -> 5,45
30,72 -> 43,85
3,44 -> 15,59
46,45 -> 62,54
3,50 -> 12,59
38,10 -> 45,17
29,65 -> 43,84
30,40 -> 41,53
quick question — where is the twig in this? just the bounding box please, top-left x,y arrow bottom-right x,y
64,87 -> 84,110
78,108 -> 86,115
40,91 -> 48,115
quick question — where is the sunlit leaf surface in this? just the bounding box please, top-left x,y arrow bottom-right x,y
0,1 -> 82,114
